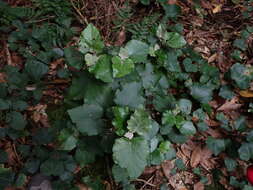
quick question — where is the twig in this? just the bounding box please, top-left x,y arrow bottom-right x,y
134,178 -> 156,188
140,175 -> 155,190
26,16 -> 55,23
5,42 -> 12,66
70,0 -> 88,25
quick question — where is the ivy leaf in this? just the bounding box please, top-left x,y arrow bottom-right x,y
178,99 -> 192,114
112,56 -> 135,78
219,86 -> 235,99
68,104 -> 104,135
206,137 -> 227,156
0,166 -> 15,189
127,109 -> 152,136
190,84 -> 213,103
112,165 -> 129,183
88,55 -> 113,83
40,159 -> 65,176
79,23 -> 104,53
119,40 -> 149,63
6,111 -> 27,130
165,32 -> 186,48
230,63 -> 252,89
113,137 -> 149,178
114,82 -> 145,109
178,121 -> 196,136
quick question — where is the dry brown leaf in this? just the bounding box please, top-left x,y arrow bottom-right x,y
217,99 -> 242,111
238,90 -> 253,98
194,182 -> 204,190
0,72 -> 7,83
76,183 -> 91,190
208,53 -> 217,63
190,146 -> 202,168
114,28 -> 126,46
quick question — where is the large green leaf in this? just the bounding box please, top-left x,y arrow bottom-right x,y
64,47 -> 84,69
113,137 -> 149,178
127,109 -> 152,136
112,56 -> 135,78
68,104 -> 104,135
114,82 -> 145,109
119,40 -> 149,63
79,23 -> 104,53
88,55 -> 113,83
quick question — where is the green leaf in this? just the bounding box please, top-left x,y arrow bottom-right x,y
178,121 -> 196,136
0,99 -> 11,110
183,58 -> 198,72
224,158 -> 237,172
68,104 -> 104,135
165,32 -> 186,48
7,111 -> 27,130
12,100 -> 28,111
112,56 -> 135,78
114,82 -> 145,109
140,0 -> 150,5
119,40 -> 149,63
58,129 -> 77,151
190,84 -> 213,103
178,99 -> 192,114
112,165 -> 129,183
79,23 -> 104,53
234,116 -> 246,131
15,173 -> 26,187
238,143 -> 253,161
25,60 -> 48,81
84,83 -> 113,108
88,55 -> 113,83
162,4 -> 181,18
0,166 -> 15,189
75,148 -> 95,166
112,107 -> 130,136
127,109 -> 152,136
113,137 -> 149,178
41,159 -> 65,176
233,39 -> 246,51
64,47 -> 84,69
206,137 -> 227,156
230,63 -> 252,89
219,86 -> 235,99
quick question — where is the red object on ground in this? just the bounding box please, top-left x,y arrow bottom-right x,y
247,165 -> 253,185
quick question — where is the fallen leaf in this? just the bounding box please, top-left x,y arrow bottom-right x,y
76,183 -> 91,190
208,53 -> 217,63
217,96 -> 242,111
194,182 -> 204,190
212,4 -> 222,14
0,72 -> 7,83
190,145 -> 202,167
238,90 -> 253,98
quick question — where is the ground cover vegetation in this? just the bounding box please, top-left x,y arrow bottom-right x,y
0,0 -> 253,189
